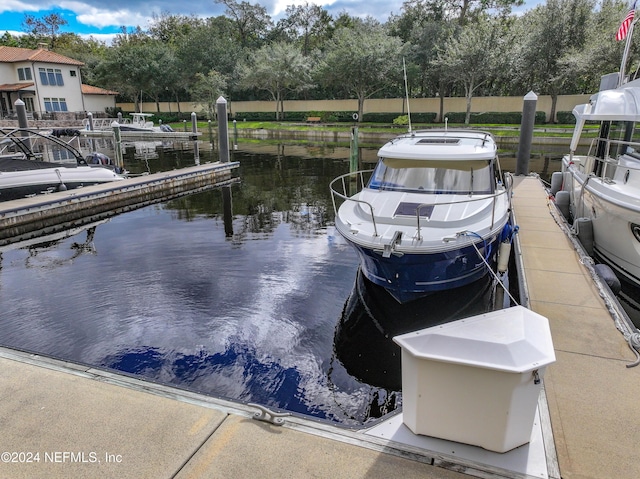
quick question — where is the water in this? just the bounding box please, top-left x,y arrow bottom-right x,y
0,139 -> 405,426
0,137 -> 636,426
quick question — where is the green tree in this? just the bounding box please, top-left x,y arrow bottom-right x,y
316,21 -> 404,121
278,3 -> 332,56
96,39 -> 174,111
435,15 -> 504,124
515,0 -> 595,122
238,42 -> 314,119
172,16 -> 243,104
190,70 -> 227,119
214,0 -> 273,48
558,0 -> 632,93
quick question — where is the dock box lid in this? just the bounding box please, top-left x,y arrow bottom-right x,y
393,306 -> 556,373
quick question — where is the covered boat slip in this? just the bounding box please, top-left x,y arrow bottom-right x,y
0,176 -> 638,479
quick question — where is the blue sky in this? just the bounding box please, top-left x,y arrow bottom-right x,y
0,1 -> 541,44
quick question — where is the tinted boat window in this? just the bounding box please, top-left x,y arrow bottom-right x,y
367,158 -> 494,194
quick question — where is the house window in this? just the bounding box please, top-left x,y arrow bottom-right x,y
24,97 -> 35,112
70,70 -> 77,77
45,98 -> 68,112
17,67 -> 32,81
39,68 -> 65,86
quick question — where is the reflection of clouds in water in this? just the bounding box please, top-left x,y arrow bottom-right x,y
0,204 -> 380,424
101,341 -> 395,424
90,221 -> 380,423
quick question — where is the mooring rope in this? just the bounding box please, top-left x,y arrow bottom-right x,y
465,231 -> 520,306
625,332 -> 640,368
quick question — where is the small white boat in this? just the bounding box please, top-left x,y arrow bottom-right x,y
118,113 -> 174,133
330,129 -> 513,303
0,128 -> 125,201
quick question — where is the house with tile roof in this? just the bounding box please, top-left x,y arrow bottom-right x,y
0,44 -> 117,120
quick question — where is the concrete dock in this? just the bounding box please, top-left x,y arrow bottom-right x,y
510,175 -> 640,479
0,175 -> 638,478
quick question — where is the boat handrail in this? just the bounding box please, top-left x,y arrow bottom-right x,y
330,169 -> 510,240
82,117 -> 132,130
580,137 -> 640,180
330,170 -> 378,237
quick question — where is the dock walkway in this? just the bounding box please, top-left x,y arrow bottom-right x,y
0,175 -> 638,478
511,175 -> 640,479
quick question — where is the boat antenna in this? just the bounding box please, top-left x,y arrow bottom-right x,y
403,57 -> 413,134
619,2 -> 637,86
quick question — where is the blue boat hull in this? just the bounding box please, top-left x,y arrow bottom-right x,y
349,237 -> 500,303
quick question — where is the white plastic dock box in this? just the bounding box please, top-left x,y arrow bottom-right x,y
393,306 -> 555,453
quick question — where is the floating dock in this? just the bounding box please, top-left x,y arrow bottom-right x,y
0,161 -> 239,246
0,175 -> 638,479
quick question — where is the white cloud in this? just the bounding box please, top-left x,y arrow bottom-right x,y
78,32 -> 118,44
271,0 -> 337,17
75,8 -> 152,29
0,1 -> 41,14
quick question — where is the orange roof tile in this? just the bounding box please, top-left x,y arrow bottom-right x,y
81,84 -> 119,95
0,46 -> 83,66
0,82 -> 35,92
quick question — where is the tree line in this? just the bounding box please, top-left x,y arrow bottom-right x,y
1,0 -> 636,123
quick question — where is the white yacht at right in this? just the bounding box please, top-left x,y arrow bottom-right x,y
560,76 -> 640,288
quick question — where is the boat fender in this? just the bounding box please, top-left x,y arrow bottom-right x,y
594,264 -> 621,295
574,217 -> 594,256
554,190 -> 571,220
550,171 -> 563,195
497,241 -> 511,273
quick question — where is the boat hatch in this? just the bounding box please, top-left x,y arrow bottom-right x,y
394,202 -> 435,217
417,138 -> 460,145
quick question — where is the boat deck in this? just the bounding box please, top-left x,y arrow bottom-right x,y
0,175 -> 638,478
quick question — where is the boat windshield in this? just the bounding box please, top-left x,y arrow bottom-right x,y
367,158 -> 494,194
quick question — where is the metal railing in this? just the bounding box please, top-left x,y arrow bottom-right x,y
330,169 -> 513,240
580,137 -> 640,180
81,117 -> 130,130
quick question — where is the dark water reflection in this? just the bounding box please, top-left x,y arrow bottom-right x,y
0,140 -> 405,425
1,137 -> 636,425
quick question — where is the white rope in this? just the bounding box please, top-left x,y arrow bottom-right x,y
625,332 -> 640,368
465,232 -> 519,306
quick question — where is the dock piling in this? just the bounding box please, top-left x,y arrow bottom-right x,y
516,91 -> 538,175
111,121 -> 124,171
15,99 -> 32,151
217,97 -> 230,163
